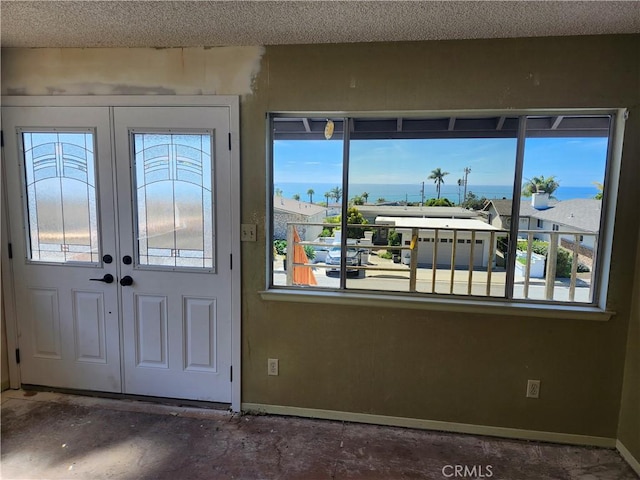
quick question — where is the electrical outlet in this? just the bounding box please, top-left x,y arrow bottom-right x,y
241,224 -> 257,242
268,358 -> 279,376
526,379 -> 541,398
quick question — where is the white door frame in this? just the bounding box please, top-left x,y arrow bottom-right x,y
0,95 -> 242,411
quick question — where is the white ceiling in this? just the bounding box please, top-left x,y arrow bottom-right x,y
2,1 -> 639,48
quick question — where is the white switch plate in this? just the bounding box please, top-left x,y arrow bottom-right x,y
268,358 -> 279,376
241,224 -> 257,242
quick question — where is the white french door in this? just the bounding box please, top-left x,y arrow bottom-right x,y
2,103 -> 234,403
3,106 -> 121,392
114,107 -> 232,402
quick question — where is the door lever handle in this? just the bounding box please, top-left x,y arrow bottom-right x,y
120,275 -> 134,287
90,274 -> 114,284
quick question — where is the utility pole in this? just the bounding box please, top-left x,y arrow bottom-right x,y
463,167 -> 471,203
420,181 -> 425,206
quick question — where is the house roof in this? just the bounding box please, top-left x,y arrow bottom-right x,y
485,198 -> 601,232
485,199 -> 514,217
359,205 -> 478,219
527,199 -> 602,232
274,196 -> 326,217
484,198 -> 557,218
376,216 -> 502,232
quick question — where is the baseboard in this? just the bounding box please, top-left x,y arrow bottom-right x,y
617,440 -> 640,477
241,403 -> 616,448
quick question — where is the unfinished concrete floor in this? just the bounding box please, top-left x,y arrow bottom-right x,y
1,390 -> 637,480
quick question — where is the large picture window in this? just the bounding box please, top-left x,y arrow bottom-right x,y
268,111 -> 620,307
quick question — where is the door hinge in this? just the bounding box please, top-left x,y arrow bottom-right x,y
15,349 -> 20,364
228,132 -> 232,151
230,365 -> 233,382
8,243 -> 13,259
230,253 -> 233,270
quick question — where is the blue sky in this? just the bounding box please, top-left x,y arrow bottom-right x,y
274,136 -> 609,187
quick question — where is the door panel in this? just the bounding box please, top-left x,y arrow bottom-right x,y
29,288 -> 61,358
3,107 -> 121,392
114,107 -> 232,402
73,290 -> 107,363
184,297 -> 217,372
134,294 -> 169,367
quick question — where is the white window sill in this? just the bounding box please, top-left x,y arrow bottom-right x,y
259,289 -> 614,321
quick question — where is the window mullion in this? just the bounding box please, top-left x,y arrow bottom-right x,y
339,117 -> 351,290
505,116 -> 528,299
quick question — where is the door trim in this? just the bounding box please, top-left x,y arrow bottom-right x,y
1,96 -> 242,411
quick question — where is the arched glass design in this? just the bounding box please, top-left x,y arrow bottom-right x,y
133,133 -> 214,269
22,131 -> 99,263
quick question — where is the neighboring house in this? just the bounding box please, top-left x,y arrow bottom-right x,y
483,198 -> 540,232
376,216 -> 502,268
358,206 -> 480,245
273,196 -> 327,241
484,194 -> 601,266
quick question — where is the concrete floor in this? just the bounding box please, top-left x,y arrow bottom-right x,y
1,390 -> 637,480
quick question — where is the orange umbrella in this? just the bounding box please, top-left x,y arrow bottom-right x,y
293,227 -> 317,286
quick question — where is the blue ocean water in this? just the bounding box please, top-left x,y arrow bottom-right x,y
274,183 -> 600,203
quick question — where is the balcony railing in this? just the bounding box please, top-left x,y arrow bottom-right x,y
275,222 -> 598,303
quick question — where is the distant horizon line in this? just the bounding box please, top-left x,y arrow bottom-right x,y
275,182 -> 599,188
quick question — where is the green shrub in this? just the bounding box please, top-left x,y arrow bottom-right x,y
379,251 -> 393,259
388,230 -> 401,246
577,263 -> 590,273
387,229 -> 401,255
303,245 -> 316,260
273,239 -> 287,255
425,198 -> 454,207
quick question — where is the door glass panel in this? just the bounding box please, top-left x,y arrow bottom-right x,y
133,133 -> 214,269
22,131 -> 99,263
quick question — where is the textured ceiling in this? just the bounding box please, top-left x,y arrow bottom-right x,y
2,1 -> 639,48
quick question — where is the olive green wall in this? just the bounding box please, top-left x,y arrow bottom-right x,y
618,227 -> 640,458
1,34 -> 638,440
242,35 -> 639,439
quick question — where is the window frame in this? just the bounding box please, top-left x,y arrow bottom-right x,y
265,109 -> 626,315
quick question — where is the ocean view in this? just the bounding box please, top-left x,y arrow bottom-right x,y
274,183 -> 601,204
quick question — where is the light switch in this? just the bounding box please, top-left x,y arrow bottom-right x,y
241,224 -> 257,242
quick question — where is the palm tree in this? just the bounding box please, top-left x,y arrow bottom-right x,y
593,182 -> 604,200
361,192 -> 369,204
307,188 -> 315,203
275,188 -> 283,197
428,167 -> 450,199
292,193 -> 300,201
330,186 -> 342,204
522,175 -> 559,197
324,191 -> 331,206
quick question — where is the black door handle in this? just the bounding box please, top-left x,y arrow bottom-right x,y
90,274 -> 114,284
120,275 -> 134,287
